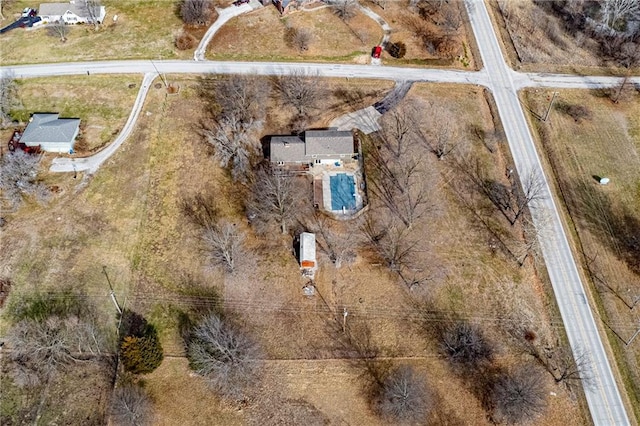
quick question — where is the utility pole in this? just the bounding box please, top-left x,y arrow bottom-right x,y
543,91 -> 558,122
103,265 -> 122,315
150,60 -> 168,88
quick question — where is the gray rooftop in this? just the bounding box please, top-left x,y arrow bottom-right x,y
305,130 -> 354,156
21,113 -> 80,145
39,2 -> 98,18
270,130 -> 354,163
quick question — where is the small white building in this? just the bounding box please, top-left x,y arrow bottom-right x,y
20,113 -> 80,153
299,232 -> 317,278
39,1 -> 106,24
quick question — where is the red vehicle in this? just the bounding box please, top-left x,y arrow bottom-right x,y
372,45 -> 382,59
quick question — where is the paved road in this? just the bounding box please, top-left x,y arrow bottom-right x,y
4,60 -> 638,89
49,72 -> 157,173
465,0 -> 629,424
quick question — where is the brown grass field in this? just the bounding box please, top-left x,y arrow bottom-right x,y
487,0 -> 640,75
524,87 -> 640,420
0,76 -> 590,424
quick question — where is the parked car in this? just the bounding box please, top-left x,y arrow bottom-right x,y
233,0 -> 249,5
372,45 -> 382,59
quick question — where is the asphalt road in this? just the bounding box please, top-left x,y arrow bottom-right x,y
464,0 -> 629,424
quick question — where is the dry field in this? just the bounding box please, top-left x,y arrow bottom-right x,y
208,6 -> 382,63
10,75 -> 140,152
487,0 -> 639,75
524,87 -> 640,420
1,76 -> 588,424
0,0 -> 187,65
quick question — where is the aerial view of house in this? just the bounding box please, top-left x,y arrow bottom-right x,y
0,0 -> 639,425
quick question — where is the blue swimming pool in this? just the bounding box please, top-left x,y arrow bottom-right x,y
330,173 -> 356,211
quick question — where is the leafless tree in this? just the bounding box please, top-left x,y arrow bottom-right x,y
272,69 -> 327,119
545,345 -> 594,388
441,4 -> 461,34
0,151 -> 50,209
247,166 -> 298,235
187,313 -> 263,399
181,0 -> 212,26
110,384 -> 154,426
304,212 -> 361,268
491,365 -> 547,424
0,71 -> 17,128
209,75 -> 269,126
327,0 -> 358,21
374,365 -> 432,423
440,321 -> 494,368
292,27 -> 312,52
203,221 -> 247,274
202,115 -> 262,182
599,0 -> 639,30
82,0 -> 102,27
366,115 -> 434,228
47,21 -> 69,42
6,316 -> 107,376
462,162 -> 546,226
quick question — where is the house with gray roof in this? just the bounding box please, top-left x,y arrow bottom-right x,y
20,113 -> 80,153
39,1 -> 106,24
270,129 -> 356,168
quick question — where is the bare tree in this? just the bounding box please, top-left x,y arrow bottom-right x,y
0,71 -> 17,128
374,365 -> 432,423
491,365 -> 547,424
6,316 -> 107,376
47,21 -> 69,42
327,0 -> 358,21
440,321 -> 494,368
200,76 -> 268,182
366,114 -> 434,228
272,69 -> 327,119
181,0 -> 212,26
247,166 -> 298,235
0,151 -> 50,209
82,0 -> 102,27
209,75 -> 269,126
599,0 -> 639,30
545,345 -> 594,388
304,212 -> 361,268
110,384 -> 154,426
292,27 -> 312,52
187,313 -> 263,399
203,221 -> 247,274
202,115 -> 262,182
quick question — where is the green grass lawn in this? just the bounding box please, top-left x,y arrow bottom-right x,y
0,0 -> 187,64
11,75 -> 141,152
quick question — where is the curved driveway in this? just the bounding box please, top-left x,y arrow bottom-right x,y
49,72 -> 157,173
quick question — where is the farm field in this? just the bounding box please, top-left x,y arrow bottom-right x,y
1,76 -> 588,424
524,87 -> 640,420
